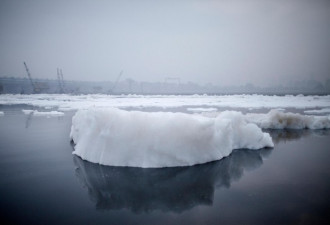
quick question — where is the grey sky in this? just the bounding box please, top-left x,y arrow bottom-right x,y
1,0 -> 330,86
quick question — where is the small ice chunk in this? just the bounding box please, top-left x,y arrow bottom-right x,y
246,109 -> 330,129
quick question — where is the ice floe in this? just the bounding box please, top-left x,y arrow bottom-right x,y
246,110 -> 330,129
202,109 -> 330,130
70,108 -> 273,168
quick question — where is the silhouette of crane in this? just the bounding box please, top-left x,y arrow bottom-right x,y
57,68 -> 65,93
23,62 -> 49,93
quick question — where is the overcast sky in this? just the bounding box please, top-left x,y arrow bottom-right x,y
0,0 -> 329,86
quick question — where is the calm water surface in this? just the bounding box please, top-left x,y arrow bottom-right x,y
0,105 -> 329,225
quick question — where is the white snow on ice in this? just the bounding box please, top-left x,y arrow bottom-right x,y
1,94 -> 330,111
70,108 -> 273,168
22,109 -> 64,117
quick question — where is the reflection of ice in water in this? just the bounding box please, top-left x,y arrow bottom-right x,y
73,129 -> 327,213
73,148 -> 272,213
267,129 -> 330,144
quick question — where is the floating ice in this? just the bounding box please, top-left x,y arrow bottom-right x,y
0,111 -> 4,116
22,109 -> 64,117
202,109 -> 330,130
70,108 -> 273,168
246,110 -> 330,129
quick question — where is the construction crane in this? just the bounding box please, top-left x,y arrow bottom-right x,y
108,70 -> 123,94
23,62 -> 49,94
23,62 -> 36,91
57,68 -> 65,93
60,69 -> 65,90
57,68 -> 63,93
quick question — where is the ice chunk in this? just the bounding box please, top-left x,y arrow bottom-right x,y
202,109 -> 330,130
0,111 -> 4,116
70,108 -> 273,168
246,109 -> 330,129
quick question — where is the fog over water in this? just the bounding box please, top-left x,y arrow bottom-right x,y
0,0 -> 330,86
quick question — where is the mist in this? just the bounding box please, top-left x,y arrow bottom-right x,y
1,0 -> 330,86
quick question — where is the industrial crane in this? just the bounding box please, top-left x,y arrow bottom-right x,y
23,62 -> 49,93
23,62 -> 36,92
57,68 -> 65,93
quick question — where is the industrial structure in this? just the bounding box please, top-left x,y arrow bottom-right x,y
23,62 -> 49,93
57,68 -> 65,93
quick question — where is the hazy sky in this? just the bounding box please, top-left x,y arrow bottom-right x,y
1,0 -> 330,86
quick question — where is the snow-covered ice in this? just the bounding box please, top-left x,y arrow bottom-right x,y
70,108 -> 273,168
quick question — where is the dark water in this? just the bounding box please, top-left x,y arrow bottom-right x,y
0,106 -> 330,225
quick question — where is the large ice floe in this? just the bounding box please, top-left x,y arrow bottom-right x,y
70,108 -> 274,168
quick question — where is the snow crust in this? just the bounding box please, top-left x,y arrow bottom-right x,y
70,108 -> 273,168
